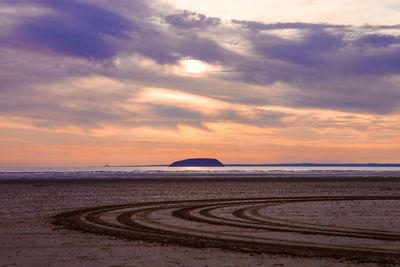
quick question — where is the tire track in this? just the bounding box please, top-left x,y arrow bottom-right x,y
52,196 -> 400,264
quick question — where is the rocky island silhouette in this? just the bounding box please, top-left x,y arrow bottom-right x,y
169,158 -> 224,167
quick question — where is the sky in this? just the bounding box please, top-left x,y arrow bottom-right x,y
0,0 -> 400,166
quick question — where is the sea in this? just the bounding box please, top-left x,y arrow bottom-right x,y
1,165 -> 400,180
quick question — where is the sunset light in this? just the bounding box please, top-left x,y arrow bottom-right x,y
182,58 -> 208,74
0,0 -> 399,167
2,1 -> 400,266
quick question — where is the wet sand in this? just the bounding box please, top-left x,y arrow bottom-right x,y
1,177 -> 400,266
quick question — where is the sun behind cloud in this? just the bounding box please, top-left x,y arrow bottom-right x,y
182,58 -> 208,74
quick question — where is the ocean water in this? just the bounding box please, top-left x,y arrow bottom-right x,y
1,166 -> 400,180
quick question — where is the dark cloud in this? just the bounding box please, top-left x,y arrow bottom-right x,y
342,48 -> 400,76
4,0 -> 134,60
133,30 -> 231,64
360,24 -> 400,30
1,0 -> 230,65
252,30 -> 344,67
353,34 -> 400,48
232,20 -> 348,31
236,23 -> 400,76
1,0 -> 400,132
243,29 -> 400,77
166,10 -> 221,29
225,26 -> 400,113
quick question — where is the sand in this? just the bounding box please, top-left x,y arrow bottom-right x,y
1,177 -> 400,266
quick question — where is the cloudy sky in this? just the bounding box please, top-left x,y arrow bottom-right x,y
1,0 -> 400,166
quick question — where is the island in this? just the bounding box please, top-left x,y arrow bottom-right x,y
169,158 -> 224,167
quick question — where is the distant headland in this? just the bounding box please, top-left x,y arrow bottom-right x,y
103,162 -> 400,168
169,158 -> 224,167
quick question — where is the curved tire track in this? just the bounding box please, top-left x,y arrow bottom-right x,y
53,196 -> 400,263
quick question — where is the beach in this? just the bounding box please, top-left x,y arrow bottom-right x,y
1,175 -> 400,266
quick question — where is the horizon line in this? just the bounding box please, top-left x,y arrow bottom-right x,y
105,163 -> 400,167
3,163 -> 400,169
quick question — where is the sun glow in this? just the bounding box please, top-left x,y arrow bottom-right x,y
182,59 -> 207,74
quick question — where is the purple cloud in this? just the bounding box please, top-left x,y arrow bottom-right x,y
1,0 -> 400,132
2,0 -> 229,65
4,0 -> 134,60
252,30 -> 344,67
232,20 -> 348,31
166,10 -> 221,29
354,34 -> 400,48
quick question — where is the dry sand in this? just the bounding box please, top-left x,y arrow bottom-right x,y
1,177 -> 400,266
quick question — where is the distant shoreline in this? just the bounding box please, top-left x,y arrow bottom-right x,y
105,163 -> 400,167
226,163 -> 400,167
